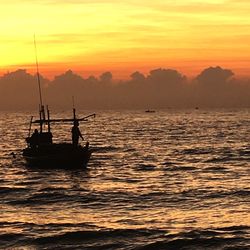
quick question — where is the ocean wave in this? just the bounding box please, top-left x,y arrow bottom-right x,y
181,148 -> 213,155
204,156 -> 233,163
26,228 -> 164,250
0,233 -> 26,248
178,188 -> 250,200
162,164 -> 197,171
134,164 -> 157,171
92,146 -> 122,153
137,226 -> 250,250
0,186 -> 30,195
0,226 -> 249,250
203,166 -> 229,172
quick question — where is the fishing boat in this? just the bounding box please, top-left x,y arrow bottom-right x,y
22,36 -> 95,168
23,106 -> 95,168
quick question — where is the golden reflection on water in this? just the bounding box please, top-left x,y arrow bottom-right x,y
2,201 -> 249,233
0,110 -> 249,236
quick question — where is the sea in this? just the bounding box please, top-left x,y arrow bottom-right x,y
0,109 -> 249,250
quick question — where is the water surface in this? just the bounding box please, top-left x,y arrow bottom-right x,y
0,109 -> 249,249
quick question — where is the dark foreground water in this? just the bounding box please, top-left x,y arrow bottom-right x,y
0,109 -> 249,250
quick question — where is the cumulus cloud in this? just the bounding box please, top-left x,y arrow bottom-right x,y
196,66 -> 234,85
99,71 -> 112,84
0,69 -> 48,109
0,66 -> 249,110
147,68 -> 186,85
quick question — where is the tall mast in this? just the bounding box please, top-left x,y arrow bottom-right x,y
34,34 -> 45,132
34,34 -> 43,109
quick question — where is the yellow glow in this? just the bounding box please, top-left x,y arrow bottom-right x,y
0,0 -> 250,78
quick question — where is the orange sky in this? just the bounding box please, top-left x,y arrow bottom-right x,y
0,0 -> 250,79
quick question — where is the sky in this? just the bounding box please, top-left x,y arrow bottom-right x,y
0,0 -> 250,79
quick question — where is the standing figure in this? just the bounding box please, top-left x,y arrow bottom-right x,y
71,120 -> 83,146
27,129 -> 40,148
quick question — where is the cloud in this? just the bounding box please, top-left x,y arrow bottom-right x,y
0,66 -> 249,109
0,69 -> 48,109
130,71 -> 146,82
196,66 -> 234,85
99,71 -> 112,83
147,68 -> 186,86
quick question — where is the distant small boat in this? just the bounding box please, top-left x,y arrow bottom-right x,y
145,110 -> 155,113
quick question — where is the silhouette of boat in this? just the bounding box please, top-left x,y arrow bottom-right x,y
145,109 -> 155,113
23,107 -> 96,168
22,36 -> 95,168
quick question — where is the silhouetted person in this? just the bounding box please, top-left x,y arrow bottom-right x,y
71,120 -> 83,147
27,129 -> 39,148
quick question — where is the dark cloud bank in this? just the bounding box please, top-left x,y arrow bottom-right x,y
0,66 -> 249,110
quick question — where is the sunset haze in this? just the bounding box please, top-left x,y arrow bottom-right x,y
1,2 -> 250,249
1,0 -> 250,79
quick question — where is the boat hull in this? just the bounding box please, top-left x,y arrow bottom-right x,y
23,143 -> 92,168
